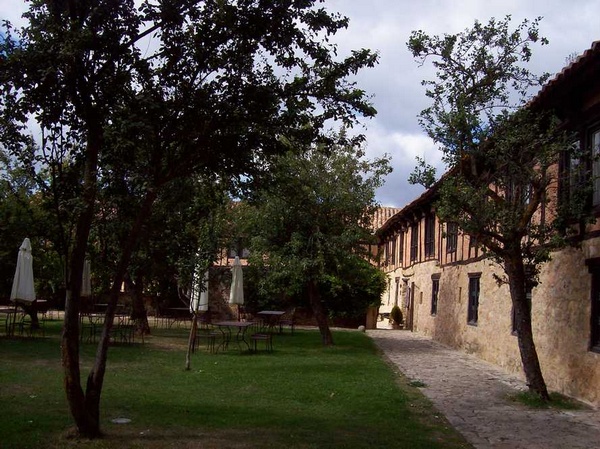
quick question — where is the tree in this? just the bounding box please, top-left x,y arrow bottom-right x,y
0,0 -> 378,437
407,16 -> 591,400
241,133 -> 391,345
0,152 -> 65,324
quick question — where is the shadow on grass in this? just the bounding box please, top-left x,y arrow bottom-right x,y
1,328 -> 472,449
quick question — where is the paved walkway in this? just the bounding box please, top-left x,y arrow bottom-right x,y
368,329 -> 600,449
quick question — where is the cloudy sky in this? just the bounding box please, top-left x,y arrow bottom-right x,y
1,0 -> 598,208
322,0 -> 600,207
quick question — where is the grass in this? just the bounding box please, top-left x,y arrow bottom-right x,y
507,391 -> 587,410
0,320 -> 471,449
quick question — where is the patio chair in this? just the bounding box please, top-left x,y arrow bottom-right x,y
15,300 -> 46,337
193,314 -> 218,353
279,307 -> 296,335
114,314 -> 140,344
250,331 -> 273,352
80,312 -> 103,343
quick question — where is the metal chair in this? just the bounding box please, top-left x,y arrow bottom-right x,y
279,307 -> 296,334
250,332 -> 273,352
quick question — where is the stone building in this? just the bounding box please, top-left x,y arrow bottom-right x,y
375,41 -> 600,407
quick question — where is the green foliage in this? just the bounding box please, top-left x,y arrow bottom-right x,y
0,158 -> 64,302
0,0 -> 382,299
408,156 -> 437,189
408,16 -> 550,165
407,16 -> 589,276
241,132 -> 391,318
407,15 -> 589,399
390,305 -> 403,324
322,256 -> 386,320
0,0 -> 384,434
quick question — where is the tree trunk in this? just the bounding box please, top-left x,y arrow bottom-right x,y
62,124 -> 102,438
130,273 -> 151,335
62,179 -> 159,438
307,279 -> 333,346
21,304 -> 40,330
505,255 -> 550,401
82,188 -> 159,432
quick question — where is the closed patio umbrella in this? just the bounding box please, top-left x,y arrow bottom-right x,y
10,238 -> 35,304
229,256 -> 244,306
190,269 -> 209,313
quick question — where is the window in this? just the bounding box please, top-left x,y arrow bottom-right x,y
468,235 -> 479,258
228,239 -> 249,259
431,275 -> 440,316
383,240 -> 390,267
559,128 -> 600,211
398,231 -> 404,268
591,129 -> 600,206
587,260 -> 600,352
446,222 -> 458,254
390,236 -> 396,266
511,288 -> 532,335
559,140 -> 583,203
467,274 -> 480,325
424,213 -> 435,258
410,223 -> 419,262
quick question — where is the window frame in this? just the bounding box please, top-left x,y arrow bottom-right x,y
410,222 -> 419,262
591,127 -> 600,208
431,274 -> 440,316
228,238 -> 249,259
398,230 -> 404,268
467,273 -> 481,326
511,288 -> 532,336
424,213 -> 436,258
446,222 -> 458,254
587,259 -> 600,353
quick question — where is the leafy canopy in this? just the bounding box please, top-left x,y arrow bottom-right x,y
240,131 -> 390,315
406,16 -> 586,284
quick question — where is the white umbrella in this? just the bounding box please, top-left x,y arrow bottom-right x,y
10,238 -> 35,303
190,269 -> 209,313
81,258 -> 92,297
229,256 -> 244,306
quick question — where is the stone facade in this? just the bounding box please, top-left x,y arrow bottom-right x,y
378,214 -> 600,407
376,40 -> 600,407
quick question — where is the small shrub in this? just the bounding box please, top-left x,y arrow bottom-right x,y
390,305 -> 403,324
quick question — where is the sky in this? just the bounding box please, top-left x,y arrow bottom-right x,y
322,0 -> 600,208
1,0 -> 599,208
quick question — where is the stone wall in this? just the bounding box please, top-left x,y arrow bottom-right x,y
403,243 -> 600,407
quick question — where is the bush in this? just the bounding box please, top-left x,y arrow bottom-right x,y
390,305 -> 403,324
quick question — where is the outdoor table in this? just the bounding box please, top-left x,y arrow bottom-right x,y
166,307 -> 191,328
0,306 -> 19,337
34,299 -> 49,314
213,321 -> 255,352
256,310 -> 285,334
79,311 -> 135,344
80,312 -> 104,343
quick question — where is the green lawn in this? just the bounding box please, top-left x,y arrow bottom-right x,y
0,320 -> 471,449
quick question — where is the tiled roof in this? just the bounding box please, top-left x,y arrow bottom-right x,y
530,40 -> 600,107
371,207 -> 402,231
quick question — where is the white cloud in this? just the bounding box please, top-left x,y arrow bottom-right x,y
354,121 -> 444,207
